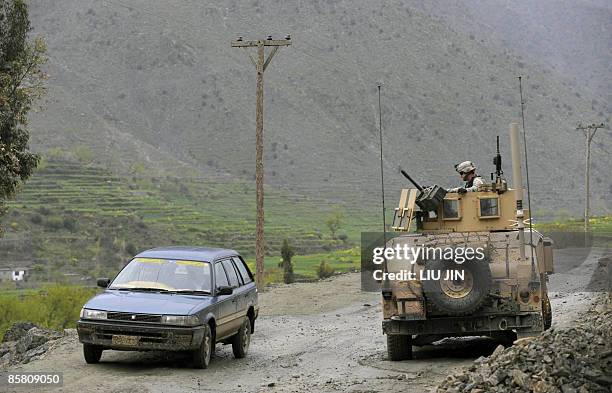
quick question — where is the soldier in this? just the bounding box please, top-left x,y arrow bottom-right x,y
447,161 -> 483,194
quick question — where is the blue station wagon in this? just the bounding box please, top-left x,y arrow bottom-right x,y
76,247 -> 258,368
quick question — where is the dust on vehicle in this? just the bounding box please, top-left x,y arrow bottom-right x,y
383,123 -> 554,360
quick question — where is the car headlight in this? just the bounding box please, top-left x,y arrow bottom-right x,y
161,315 -> 199,326
81,308 -> 107,320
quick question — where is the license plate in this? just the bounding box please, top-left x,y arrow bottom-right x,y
112,335 -> 139,346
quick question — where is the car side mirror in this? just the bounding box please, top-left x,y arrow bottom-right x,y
216,286 -> 233,296
97,278 -> 110,288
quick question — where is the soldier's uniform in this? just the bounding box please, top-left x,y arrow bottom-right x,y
448,161 -> 483,193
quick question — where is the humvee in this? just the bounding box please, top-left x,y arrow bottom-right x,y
382,123 -> 554,360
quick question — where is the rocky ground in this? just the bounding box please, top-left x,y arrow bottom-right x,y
436,295 -> 611,393
0,322 -> 63,368
1,247 -> 609,392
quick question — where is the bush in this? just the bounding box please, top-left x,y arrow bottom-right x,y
30,214 -> 43,224
125,242 -> 137,255
37,206 -> 51,216
280,239 -> 295,284
62,216 -> 78,232
0,285 -> 98,341
43,216 -> 64,230
316,260 -> 335,279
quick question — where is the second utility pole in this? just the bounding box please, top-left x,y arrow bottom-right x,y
232,35 -> 291,291
576,122 -> 605,237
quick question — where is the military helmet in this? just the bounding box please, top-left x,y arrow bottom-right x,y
455,161 -> 476,174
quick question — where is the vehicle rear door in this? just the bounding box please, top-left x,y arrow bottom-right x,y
232,256 -> 256,314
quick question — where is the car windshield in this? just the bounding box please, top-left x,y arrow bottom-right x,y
109,258 -> 212,293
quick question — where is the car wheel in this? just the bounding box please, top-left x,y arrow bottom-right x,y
192,324 -> 213,369
232,317 -> 251,359
83,344 -> 103,364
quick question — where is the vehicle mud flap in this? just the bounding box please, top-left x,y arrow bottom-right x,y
542,293 -> 552,330
387,334 -> 413,361
422,257 -> 491,316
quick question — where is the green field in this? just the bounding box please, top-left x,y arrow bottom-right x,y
0,158 -> 378,281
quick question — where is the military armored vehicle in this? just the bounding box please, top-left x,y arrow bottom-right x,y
382,123 -> 554,360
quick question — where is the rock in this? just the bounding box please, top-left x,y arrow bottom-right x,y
533,380 -> 555,393
16,327 -> 62,353
513,337 -> 534,346
510,368 -> 531,389
487,369 -> 508,386
492,344 -> 505,357
560,385 -> 576,393
594,374 -> 612,387
0,341 -> 17,357
2,322 -> 37,343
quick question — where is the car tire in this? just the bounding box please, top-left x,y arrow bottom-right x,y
232,317 -> 251,359
192,324 -> 213,369
387,334 -> 412,361
83,344 -> 103,364
422,257 -> 491,316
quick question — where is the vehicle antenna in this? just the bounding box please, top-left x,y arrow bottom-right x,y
378,84 -> 389,277
518,76 -> 536,279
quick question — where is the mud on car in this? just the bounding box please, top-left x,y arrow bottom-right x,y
77,247 -> 258,369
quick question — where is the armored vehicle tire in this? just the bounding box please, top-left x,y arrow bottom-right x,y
387,334 -> 413,361
232,317 -> 251,359
83,344 -> 103,364
422,258 -> 491,316
192,324 -> 213,369
542,293 -> 552,330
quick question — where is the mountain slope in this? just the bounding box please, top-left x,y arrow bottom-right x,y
25,0 -> 610,218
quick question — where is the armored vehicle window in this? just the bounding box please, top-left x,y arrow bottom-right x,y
222,259 -> 240,288
233,257 -> 253,284
442,199 -> 460,220
479,197 -> 499,218
215,262 -> 229,288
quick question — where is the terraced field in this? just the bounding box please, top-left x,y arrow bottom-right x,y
0,159 -> 378,281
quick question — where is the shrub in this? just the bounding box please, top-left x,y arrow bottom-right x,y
280,239 -> 295,284
125,242 -> 137,255
316,260 -> 335,279
44,216 -> 64,230
0,285 -> 98,341
30,214 -> 43,224
62,216 -> 78,232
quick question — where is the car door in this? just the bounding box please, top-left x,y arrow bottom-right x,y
232,256 -> 256,314
220,259 -> 244,334
213,261 -> 237,340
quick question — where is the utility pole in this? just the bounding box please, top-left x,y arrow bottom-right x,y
231,35 -> 291,291
575,122 -> 605,237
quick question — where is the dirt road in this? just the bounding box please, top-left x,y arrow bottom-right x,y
5,248 -> 608,393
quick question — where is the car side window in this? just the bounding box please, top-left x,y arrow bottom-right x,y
215,262 -> 229,288
221,259 -> 240,288
233,257 -> 253,284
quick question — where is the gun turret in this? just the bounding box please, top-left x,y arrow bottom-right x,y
400,169 -> 446,212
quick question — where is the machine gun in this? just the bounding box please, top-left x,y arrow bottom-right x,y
400,169 -> 446,212
490,136 -> 508,193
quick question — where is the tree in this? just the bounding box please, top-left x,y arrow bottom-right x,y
325,211 -> 344,239
279,238 -> 295,284
0,0 -> 46,236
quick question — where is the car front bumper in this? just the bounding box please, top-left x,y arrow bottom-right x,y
77,320 -> 205,351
